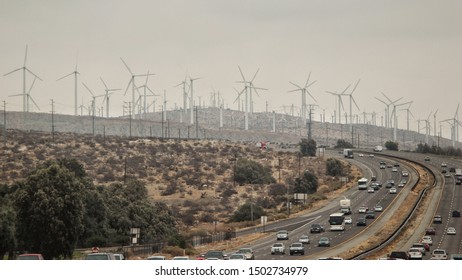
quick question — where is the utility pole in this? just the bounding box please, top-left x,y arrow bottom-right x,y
129,102 -> 132,138
51,99 -> 55,142
3,101 -> 6,144
195,106 -> 199,139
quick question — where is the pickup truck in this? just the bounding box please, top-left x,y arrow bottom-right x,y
289,243 -> 305,255
271,243 -> 285,255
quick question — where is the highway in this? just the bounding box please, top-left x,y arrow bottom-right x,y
233,150 -> 422,260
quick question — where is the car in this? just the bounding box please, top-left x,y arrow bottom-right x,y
433,215 -> 443,224
237,247 -> 255,260
85,253 -> 116,260
445,172 -> 451,177
456,179 -> 462,185
365,211 -> 375,219
380,164 -> 386,169
441,162 -> 448,167
442,169 -> 447,174
356,217 -> 367,226
173,256 -> 190,260
344,216 -> 352,224
447,227 -> 456,235
424,156 -> 431,161
276,230 -> 289,240
16,254 -> 44,260
371,183 -> 380,190
298,235 -> 310,244
402,170 -> 409,177
389,187 -> 397,194
310,224 -> 324,233
318,237 -> 330,247
358,153 -> 364,157
358,206 -> 368,213
388,251 -> 409,260
431,249 -> 447,260
392,167 -> 398,172
412,243 -> 428,254
385,180 -> 395,188
289,242 -> 305,255
228,253 -> 246,260
450,254 -> 462,260
113,253 -> 125,260
371,176 -> 377,181
271,243 -> 285,255
421,235 -> 433,246
374,205 -> 383,212
408,248 -> 423,260
147,255 -> 166,260
425,227 -> 436,235
449,167 -> 456,173
387,164 -> 393,168
369,154 -> 375,158
398,182 -> 405,188
367,187 -> 375,193
452,210 -> 461,217
205,250 -> 227,260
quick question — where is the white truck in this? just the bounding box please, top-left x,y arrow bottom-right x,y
343,149 -> 354,158
340,197 -> 351,215
374,145 -> 383,152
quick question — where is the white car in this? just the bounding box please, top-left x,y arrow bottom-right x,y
431,249 -> 448,260
447,227 -> 456,235
374,205 -> 383,212
389,187 -> 397,194
344,216 -> 352,224
276,230 -> 289,240
358,153 -> 364,157
358,206 -> 368,213
172,256 -> 190,260
271,243 -> 285,255
228,253 -> 246,260
402,170 -> 409,177
392,167 -> 398,172
441,162 -> 448,167
408,248 -> 423,260
421,235 -> 433,246
367,187 -> 375,193
298,235 -> 310,244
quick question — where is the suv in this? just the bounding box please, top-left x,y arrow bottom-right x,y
289,243 -> 305,255
205,250 -> 228,260
271,243 -> 285,255
452,210 -> 461,217
433,215 -> 443,224
85,253 -> 116,260
365,211 -> 375,219
276,230 -> 289,240
310,224 -> 324,233
431,249 -> 448,260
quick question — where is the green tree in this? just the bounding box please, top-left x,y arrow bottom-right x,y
300,138 -> 317,156
234,158 -> 276,185
335,139 -> 353,148
230,203 -> 266,222
294,170 -> 318,194
13,160 -> 85,259
384,141 -> 399,151
326,158 -> 345,176
0,185 -> 16,259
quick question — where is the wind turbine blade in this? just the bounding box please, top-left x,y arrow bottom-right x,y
29,95 -> 40,111
381,92 -> 392,103
3,67 -> 23,76
100,77 -> 109,89
340,84 -> 351,95
375,97 -> 387,105
124,78 -> 133,95
28,77 -> 37,93
289,81 -> 302,89
250,68 -> 260,83
339,96 -> 344,110
307,80 -> 317,89
56,72 -> 74,81
351,79 -> 361,95
352,96 -> 360,110
304,72 -> 312,88
9,94 -> 24,97
120,57 -> 134,75
82,82 -> 94,96
326,91 -> 337,95
433,109 -> 438,116
238,66 -> 246,81
25,68 -> 43,81
24,45 -> 28,67
455,103 -> 460,118
288,88 -> 301,93
307,90 -> 317,103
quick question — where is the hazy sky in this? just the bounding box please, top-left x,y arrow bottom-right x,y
1,0 -> 461,137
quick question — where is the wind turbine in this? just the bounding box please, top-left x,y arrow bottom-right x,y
57,58 -> 80,116
120,58 -> 154,118
3,45 -> 42,112
341,79 -> 361,128
100,77 -> 121,118
288,72 -> 317,125
441,104 -> 460,146
9,76 -> 40,112
136,70 -> 158,118
174,74 -> 189,114
390,100 -> 412,141
82,82 -> 105,117
433,109 -> 438,137
400,102 -> 414,131
326,84 -> 349,124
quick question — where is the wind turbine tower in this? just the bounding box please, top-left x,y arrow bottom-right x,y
326,84 -> 349,124
189,76 -> 201,124
236,66 -> 266,130
3,45 -> 42,112
100,77 -> 121,118
57,59 -> 80,116
341,79 -> 361,129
